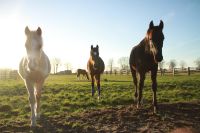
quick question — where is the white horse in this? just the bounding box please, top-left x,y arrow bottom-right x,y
18,26 -> 51,127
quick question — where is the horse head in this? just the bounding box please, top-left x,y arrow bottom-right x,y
25,26 -> 43,72
146,20 -> 164,63
90,45 -> 100,70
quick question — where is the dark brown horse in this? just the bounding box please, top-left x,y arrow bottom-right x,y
129,20 -> 164,113
77,69 -> 89,80
87,45 -> 105,99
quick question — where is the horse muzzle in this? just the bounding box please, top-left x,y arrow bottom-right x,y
156,55 -> 163,62
28,60 -> 39,72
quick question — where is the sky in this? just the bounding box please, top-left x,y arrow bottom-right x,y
0,0 -> 200,71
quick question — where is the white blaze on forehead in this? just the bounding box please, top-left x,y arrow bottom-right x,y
93,52 -> 97,55
150,40 -> 157,54
26,34 -> 43,70
32,38 -> 38,49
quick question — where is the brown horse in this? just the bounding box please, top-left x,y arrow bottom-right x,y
87,45 -> 105,99
77,69 -> 89,80
129,20 -> 164,113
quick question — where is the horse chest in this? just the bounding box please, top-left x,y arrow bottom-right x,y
27,71 -> 44,82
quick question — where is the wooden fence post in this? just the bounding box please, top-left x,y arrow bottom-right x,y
188,67 -> 190,76
160,68 -> 164,76
173,68 -> 175,76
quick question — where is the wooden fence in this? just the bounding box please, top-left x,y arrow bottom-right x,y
158,67 -> 200,76
0,70 -> 19,80
104,67 -> 200,76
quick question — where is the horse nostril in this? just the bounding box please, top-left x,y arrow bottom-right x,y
156,55 -> 163,62
157,56 -> 163,62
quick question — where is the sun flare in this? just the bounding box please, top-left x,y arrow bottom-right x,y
0,12 -> 25,69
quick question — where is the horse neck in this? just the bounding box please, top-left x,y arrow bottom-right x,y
142,38 -> 151,54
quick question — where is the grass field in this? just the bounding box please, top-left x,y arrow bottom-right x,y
0,74 -> 200,132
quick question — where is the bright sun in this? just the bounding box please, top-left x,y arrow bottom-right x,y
0,13 -> 25,69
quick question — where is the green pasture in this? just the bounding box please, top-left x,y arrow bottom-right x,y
0,74 -> 200,127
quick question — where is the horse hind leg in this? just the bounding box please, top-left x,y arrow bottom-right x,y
95,74 -> 101,100
91,75 -> 95,96
77,73 -> 80,80
25,80 -> 36,127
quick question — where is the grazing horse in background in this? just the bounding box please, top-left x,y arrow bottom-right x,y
18,26 -> 51,127
77,69 -> 89,80
87,45 -> 105,99
129,20 -> 164,113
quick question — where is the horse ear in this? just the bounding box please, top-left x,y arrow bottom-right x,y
149,21 -> 154,29
159,20 -> 164,30
96,45 -> 99,49
91,45 -> 93,49
25,26 -> 30,35
37,27 -> 42,36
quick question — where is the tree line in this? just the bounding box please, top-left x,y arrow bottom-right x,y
50,57 -> 200,74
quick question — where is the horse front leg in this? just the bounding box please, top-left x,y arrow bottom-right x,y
151,70 -> 158,114
35,80 -> 44,119
95,74 -> 101,100
91,75 -> 95,96
137,73 -> 145,109
25,79 -> 36,127
131,69 -> 138,101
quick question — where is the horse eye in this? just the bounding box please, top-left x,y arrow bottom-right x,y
37,44 -> 42,49
25,44 -> 30,50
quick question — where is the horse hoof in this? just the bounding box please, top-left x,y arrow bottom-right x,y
136,104 -> 140,109
30,121 -> 36,128
153,107 -> 157,114
97,96 -> 100,100
35,113 -> 40,120
92,92 -> 95,97
134,98 -> 138,103
134,93 -> 138,98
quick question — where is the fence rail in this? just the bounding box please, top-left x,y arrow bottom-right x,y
104,67 -> 200,76
0,67 -> 199,80
0,70 -> 19,80
158,67 -> 200,76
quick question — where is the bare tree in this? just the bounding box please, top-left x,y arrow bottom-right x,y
158,60 -> 165,70
180,60 -> 186,70
64,62 -> 72,70
50,58 -> 56,74
107,58 -> 114,74
51,57 -> 61,74
168,59 -> 177,70
158,60 -> 165,76
194,57 -> 200,69
118,57 -> 129,70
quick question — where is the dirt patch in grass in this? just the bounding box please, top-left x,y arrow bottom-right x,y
0,102 -> 200,133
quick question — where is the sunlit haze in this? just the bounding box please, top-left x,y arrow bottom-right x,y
0,0 -> 200,72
